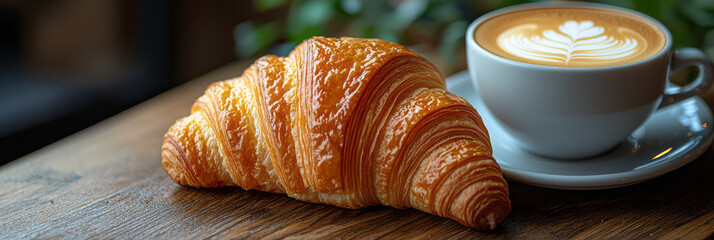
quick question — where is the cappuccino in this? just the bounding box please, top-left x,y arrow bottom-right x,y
474,6 -> 666,67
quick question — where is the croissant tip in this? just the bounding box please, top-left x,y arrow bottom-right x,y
469,198 -> 510,230
487,213 -> 497,230
162,149 -> 185,185
161,133 -> 192,187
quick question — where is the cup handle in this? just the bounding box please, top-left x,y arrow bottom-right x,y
659,47 -> 713,108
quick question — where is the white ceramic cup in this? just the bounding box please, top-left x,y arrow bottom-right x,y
466,2 -> 713,159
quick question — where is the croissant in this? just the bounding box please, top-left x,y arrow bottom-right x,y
161,36 -> 510,229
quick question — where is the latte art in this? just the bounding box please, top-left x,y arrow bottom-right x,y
498,21 -> 644,66
474,6 -> 667,67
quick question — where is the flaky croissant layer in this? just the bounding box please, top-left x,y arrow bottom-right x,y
162,37 -> 510,229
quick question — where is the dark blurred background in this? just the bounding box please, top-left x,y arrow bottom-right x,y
1,0 -> 713,165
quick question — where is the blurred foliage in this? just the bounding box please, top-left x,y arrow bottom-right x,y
234,0 -> 714,74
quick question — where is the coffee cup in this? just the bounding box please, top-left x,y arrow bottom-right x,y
466,2 -> 713,159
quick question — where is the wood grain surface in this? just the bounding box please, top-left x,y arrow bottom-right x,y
1,61 -> 713,239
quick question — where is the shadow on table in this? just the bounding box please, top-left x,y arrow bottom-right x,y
503,147 -> 714,237
166,186 -> 493,238
160,147 -> 713,238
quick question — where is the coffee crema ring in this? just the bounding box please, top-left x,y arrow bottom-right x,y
474,6 -> 667,67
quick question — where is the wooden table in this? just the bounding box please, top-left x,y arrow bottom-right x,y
2,61 -> 713,239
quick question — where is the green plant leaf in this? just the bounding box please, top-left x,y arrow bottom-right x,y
631,0 -> 674,17
254,0 -> 288,12
286,1 -> 334,42
234,21 -> 281,58
439,20 -> 468,70
340,0 -> 361,15
704,29 -> 714,61
234,22 -> 259,58
680,1 -> 714,27
664,6 -> 696,48
392,0 -> 428,31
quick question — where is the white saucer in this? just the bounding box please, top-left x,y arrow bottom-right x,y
445,71 -> 714,190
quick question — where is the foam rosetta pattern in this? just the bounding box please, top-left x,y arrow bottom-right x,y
497,20 -> 645,66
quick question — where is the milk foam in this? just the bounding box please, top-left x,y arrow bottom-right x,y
497,20 -> 644,66
474,6 -> 667,67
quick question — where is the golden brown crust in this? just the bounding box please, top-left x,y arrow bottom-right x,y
161,36 -> 510,229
